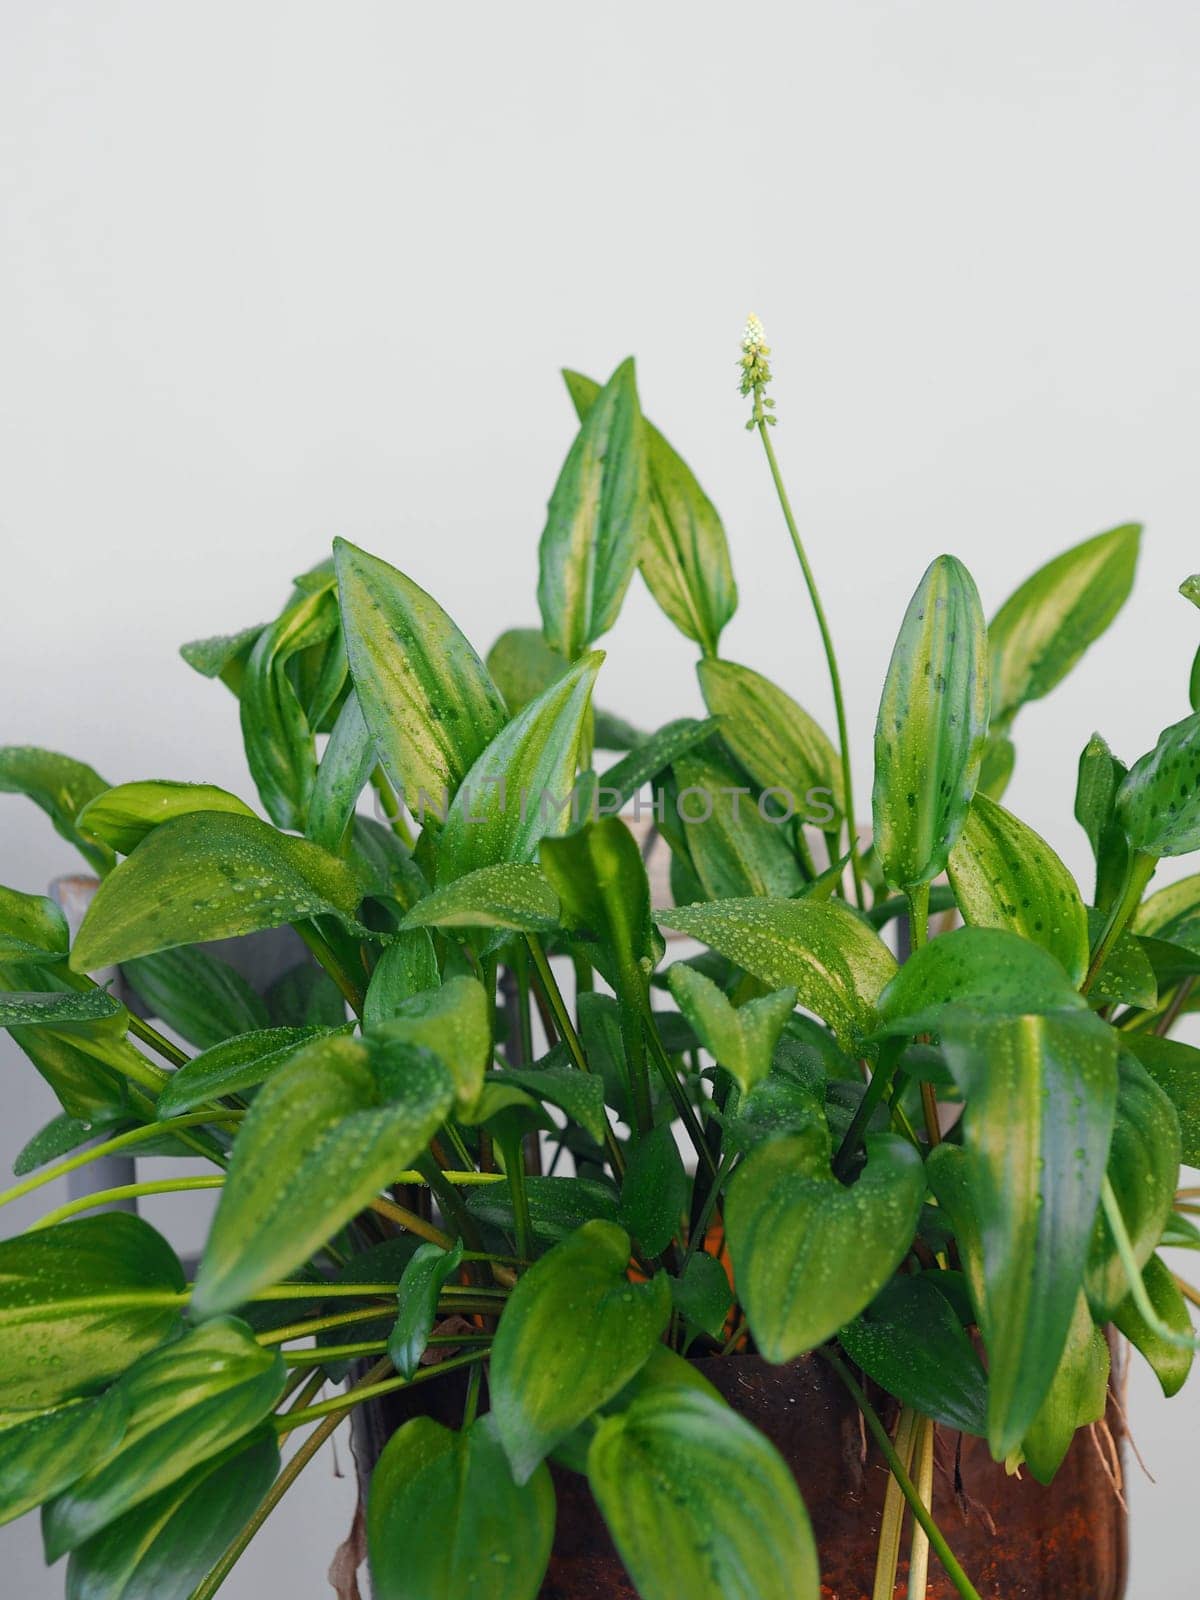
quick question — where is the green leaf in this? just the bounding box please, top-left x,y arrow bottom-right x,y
2,1021 -> 133,1125
1085,908 -> 1157,1009
1136,870 -> 1200,952
0,747 -> 115,874
14,1112 -> 110,1176
486,628 -> 568,710
464,1175 -> 618,1244
976,734 -> 1015,802
401,864 -> 560,935
726,1132 -> 923,1361
264,962 -> 347,1029
70,812 -> 366,972
180,622 -> 263,688
586,1388 -> 818,1600
873,554 -> 989,892
0,988 -> 124,1028
947,793 -> 1090,985
307,691 -> 377,852
368,1414 -> 554,1600
0,886 -> 70,965
838,1272 -> 988,1436
539,358 -> 648,660
1020,1292 -> 1109,1484
1075,734 -> 1130,910
191,1034 -> 454,1317
0,1388 -> 129,1528
436,653 -> 602,884
618,1126 -> 688,1255
697,658 -> 841,819
596,717 -> 720,810
672,744 -> 806,900
334,539 -> 508,814
1117,710 -> 1200,856
499,1066 -> 608,1146
43,1317 -> 284,1558
1125,1034 -> 1200,1165
938,1010 -> 1118,1458
362,931 -> 441,1026
76,782 -> 256,857
540,816 -> 659,988
387,1241 -> 465,1380
0,1214 -> 184,1411
667,964 -> 795,1095
155,1025 -> 332,1119
368,976 -> 491,1112
656,897 -> 898,1054
121,947 -> 269,1051
989,524 -> 1141,724
64,1430 -> 279,1600
490,1219 -> 671,1481
1112,1253 -> 1194,1398
876,925 -> 1084,1036
1085,1052 -> 1179,1320
565,368 -> 736,656
669,1253 -> 732,1342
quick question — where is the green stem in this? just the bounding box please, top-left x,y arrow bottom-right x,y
1082,851 -> 1156,995
822,1351 -> 982,1600
279,1348 -> 489,1430
755,417 -> 864,908
256,1298 -> 502,1347
294,921 -> 365,1017
31,1174 -> 224,1228
906,883 -> 930,952
370,768 -> 415,848
497,1134 -> 534,1265
873,1405 -> 918,1600
0,1112 -> 243,1209
462,1360 -> 483,1428
125,1012 -> 189,1069
833,1038 -> 904,1178
683,1153 -> 735,1265
642,1011 -> 718,1178
283,1333 -> 491,1367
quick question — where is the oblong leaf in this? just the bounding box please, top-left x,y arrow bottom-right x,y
401,864 -> 560,934
697,658 -> 841,818
1116,710 -> 1200,857
76,782 -> 256,857
1112,1253 -> 1194,1399
369,976 -> 491,1112
387,1241 -> 466,1382
0,885 -> 70,965
586,1388 -> 818,1600
0,746 -> 114,874
489,1219 -> 671,1482
672,745 -> 806,901
155,1025 -> 332,1120
1020,1292 -> 1109,1484
667,964 -> 796,1095
307,691 -> 377,852
0,1388 -> 129,1528
121,947 -> 268,1051
876,925 -> 1084,1035
70,812 -> 366,972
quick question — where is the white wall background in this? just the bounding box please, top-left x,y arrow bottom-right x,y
1,2 -> 1198,1594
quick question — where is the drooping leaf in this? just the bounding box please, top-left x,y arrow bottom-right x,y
401,865 -> 560,935
155,1025 -> 332,1119
0,886 -> 70,965
587,1388 -> 818,1600
499,1066 -> 608,1146
565,368 -> 737,656
670,1253 -> 732,1343
725,1132 -> 924,1361
368,1414 -> 555,1600
539,359 -> 648,660
180,622 -> 264,689
672,744 -> 806,900
947,793 -> 1090,985
70,812 -> 366,972
872,554 -> 989,892
121,947 -> 269,1051
334,539 -> 508,815
595,717 -> 720,812
387,1241 -> 466,1380
697,658 -> 842,820
2,1020 -> 133,1125
307,691 -> 377,853
1075,734 -> 1131,911
990,524 -> 1141,725
0,747 -> 115,874
656,897 -> 897,1054
1124,1033 -> 1200,1165
667,963 -> 796,1095
1085,1052 -> 1179,1320
618,1125 -> 688,1255
1117,710 -> 1200,857
63,1430 -> 279,1600
436,654 -> 602,885
191,1034 -> 454,1317
0,1214 -> 185,1411
0,1388 -> 129,1528
75,782 -> 257,857
876,925 -> 1084,1037
14,1112 -> 111,1176
43,1317 -> 285,1558
938,1010 -> 1118,1458
489,1220 -> 671,1482
1112,1254 -> 1194,1398
1020,1292 -> 1109,1484
368,976 -> 491,1112
838,1272 -> 988,1436
464,1175 -> 619,1244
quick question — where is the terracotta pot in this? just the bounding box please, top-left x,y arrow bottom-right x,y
352,1351 -> 1127,1600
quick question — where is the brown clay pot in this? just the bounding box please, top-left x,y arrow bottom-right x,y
352,1351 -> 1127,1600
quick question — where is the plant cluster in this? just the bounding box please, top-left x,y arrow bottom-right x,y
2,326 -> 1200,1600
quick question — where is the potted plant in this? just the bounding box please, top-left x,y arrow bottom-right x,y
1,316 -> 1197,1600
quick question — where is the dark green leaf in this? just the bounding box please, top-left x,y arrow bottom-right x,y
14,1112 -> 109,1176
596,717 -> 720,811
0,988 -> 123,1028
307,691 -> 377,852
672,744 -> 806,901
64,1430 -> 279,1600
490,1219 -> 670,1482
76,782 -> 256,857
0,886 -> 69,965
619,1126 -> 688,1255
43,1317 -> 284,1558
539,359 -> 648,659
499,1067 -> 608,1146
586,1388 -> 818,1600
0,1214 -> 184,1411
697,658 -> 842,820
657,897 -> 897,1053
947,794 -> 1089,985
464,1175 -> 619,1244
368,1414 -> 554,1600
368,976 -> 490,1112
726,1132 -> 924,1361
1112,1254 -> 1193,1398
0,1388 -> 129,1528
873,555 -> 989,892
122,947 -> 268,1051
1085,908 -> 1157,1010
989,525 -> 1140,724
1020,1293 -> 1109,1484
1125,1033 -> 1200,1165
0,747 -> 115,874
70,812 -> 366,972
401,865 -> 560,935
838,1272 -> 988,1436
1117,710 -> 1200,857
669,1252 -> 732,1341
540,817 -> 659,990
180,623 -> 263,688
1075,734 -> 1131,911
263,961 -> 346,1029
155,1025 -> 332,1119
191,1034 -> 454,1317
667,964 -> 795,1095
388,1241 -> 465,1380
